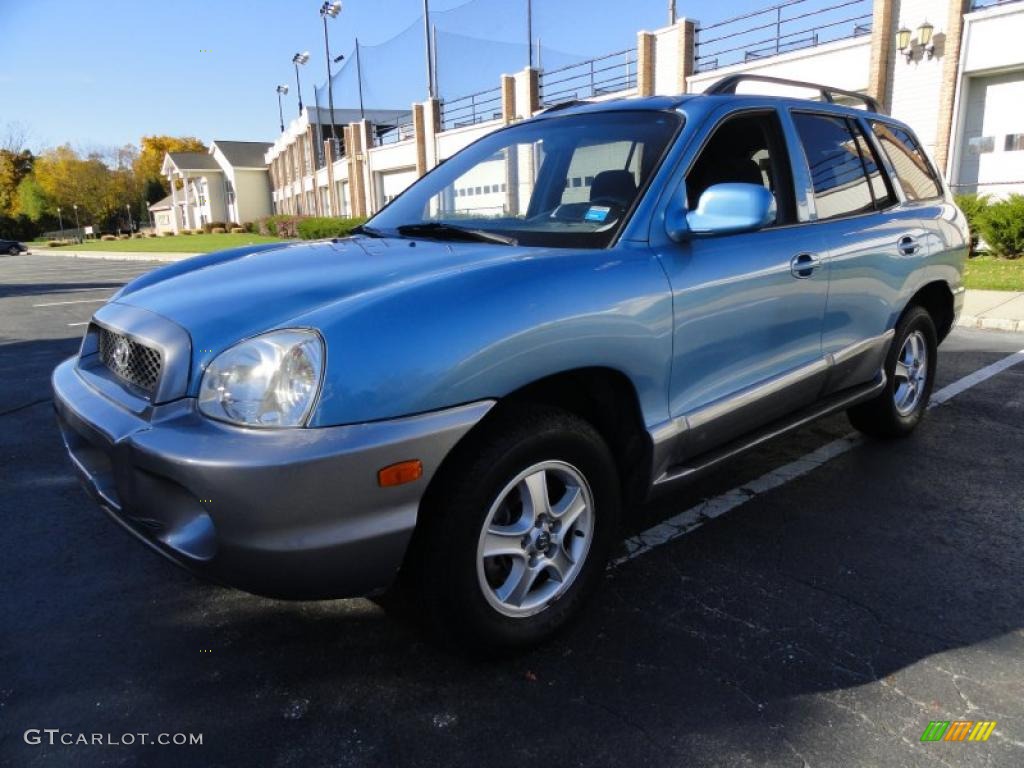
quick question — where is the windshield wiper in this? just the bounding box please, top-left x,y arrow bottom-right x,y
351,223 -> 386,238
395,222 -> 517,246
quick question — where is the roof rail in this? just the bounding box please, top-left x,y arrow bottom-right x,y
540,99 -> 591,114
704,74 -> 882,114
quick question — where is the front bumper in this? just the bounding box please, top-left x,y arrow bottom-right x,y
52,357 -> 493,599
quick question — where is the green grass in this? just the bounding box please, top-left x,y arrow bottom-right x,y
45,233 -> 286,254
963,255 -> 1024,291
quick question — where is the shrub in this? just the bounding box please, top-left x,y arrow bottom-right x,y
257,214 -> 305,238
202,221 -> 227,233
242,221 -> 256,233
179,230 -> 191,235
211,227 -> 227,234
977,194 -> 1024,259
47,240 -> 63,247
101,234 -> 117,241
230,227 -> 245,234
954,193 -> 990,257
161,231 -> 176,237
296,216 -> 368,240
147,232 -> 158,238
118,234 -> 131,240
133,233 -> 146,239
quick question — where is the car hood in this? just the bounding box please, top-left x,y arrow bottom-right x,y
113,236 -> 527,354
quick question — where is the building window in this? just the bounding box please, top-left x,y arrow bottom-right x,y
1005,134 -> 1024,152
225,180 -> 236,205
969,136 -> 995,155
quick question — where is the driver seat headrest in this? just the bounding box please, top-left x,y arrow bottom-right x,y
589,170 -> 637,207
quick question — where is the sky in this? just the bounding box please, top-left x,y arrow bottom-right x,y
0,0 -> 772,153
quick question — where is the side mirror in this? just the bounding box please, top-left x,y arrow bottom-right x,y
666,183 -> 777,242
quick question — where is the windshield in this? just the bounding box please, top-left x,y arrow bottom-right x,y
367,110 -> 682,248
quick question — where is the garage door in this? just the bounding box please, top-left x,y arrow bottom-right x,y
956,70 -> 1024,195
377,167 -> 418,206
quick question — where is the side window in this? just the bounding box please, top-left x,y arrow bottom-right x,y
869,121 -> 943,201
793,112 -> 874,220
686,111 -> 796,225
850,121 -> 895,209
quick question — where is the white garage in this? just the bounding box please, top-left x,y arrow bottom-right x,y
955,70 -> 1024,197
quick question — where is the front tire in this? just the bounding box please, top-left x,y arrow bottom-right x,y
8,246 -> 19,256
406,405 -> 620,655
847,305 -> 937,437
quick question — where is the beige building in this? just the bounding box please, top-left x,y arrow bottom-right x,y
147,195 -> 175,235
160,140 -> 273,232
266,0 -> 1024,217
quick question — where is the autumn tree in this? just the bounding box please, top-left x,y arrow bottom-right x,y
134,135 -> 207,201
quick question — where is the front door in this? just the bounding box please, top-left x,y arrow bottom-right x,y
657,109 -> 830,459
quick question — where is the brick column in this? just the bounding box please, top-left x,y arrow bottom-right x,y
324,140 -> 337,217
412,102 -> 428,177
346,123 -> 367,218
638,31 -> 655,97
934,0 -> 971,175
501,74 -> 516,123
867,0 -> 896,112
358,120 -> 376,215
423,97 -> 442,170
676,19 -> 696,93
514,67 -> 539,117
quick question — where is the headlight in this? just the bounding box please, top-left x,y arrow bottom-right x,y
198,329 -> 324,427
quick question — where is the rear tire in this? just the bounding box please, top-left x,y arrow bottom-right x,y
8,246 -> 18,255
405,404 -> 620,655
847,305 -> 937,438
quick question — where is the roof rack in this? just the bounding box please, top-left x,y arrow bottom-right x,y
540,99 -> 591,114
704,74 -> 882,114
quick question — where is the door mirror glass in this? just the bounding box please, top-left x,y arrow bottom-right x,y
669,182 -> 776,240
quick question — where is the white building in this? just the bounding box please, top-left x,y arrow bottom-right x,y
160,140 -> 273,232
265,0 -> 1024,217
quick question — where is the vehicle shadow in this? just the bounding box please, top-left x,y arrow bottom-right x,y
0,281 -> 125,299
3,336 -> 1022,767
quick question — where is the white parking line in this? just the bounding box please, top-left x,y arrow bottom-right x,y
67,322 -> 90,327
32,298 -> 110,307
614,348 -> 1024,566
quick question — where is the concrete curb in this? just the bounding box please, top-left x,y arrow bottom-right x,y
28,249 -> 197,263
956,314 -> 1023,333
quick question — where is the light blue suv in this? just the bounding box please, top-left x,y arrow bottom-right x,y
53,76 -> 967,652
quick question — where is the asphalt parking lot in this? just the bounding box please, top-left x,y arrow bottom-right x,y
2,252 -> 1023,767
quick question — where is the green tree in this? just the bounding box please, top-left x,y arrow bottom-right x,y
0,149 -> 35,214
15,175 -> 49,220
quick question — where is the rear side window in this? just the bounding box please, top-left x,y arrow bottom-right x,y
793,112 -> 875,220
869,121 -> 942,201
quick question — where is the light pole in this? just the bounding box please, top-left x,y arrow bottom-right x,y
73,203 -> 80,241
292,51 -> 310,114
57,206 -> 64,240
276,84 -> 289,133
320,2 -> 342,156
126,203 -> 134,233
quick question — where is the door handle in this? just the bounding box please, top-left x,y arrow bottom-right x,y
790,252 -> 820,279
897,235 -> 920,256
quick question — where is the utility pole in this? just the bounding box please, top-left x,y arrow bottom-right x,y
668,0 -> 676,24
527,0 -> 533,68
431,24 -> 439,97
355,38 -> 366,119
423,0 -> 435,98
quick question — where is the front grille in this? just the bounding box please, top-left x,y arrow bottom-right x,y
97,327 -> 162,394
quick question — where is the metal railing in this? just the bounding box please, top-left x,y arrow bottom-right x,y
440,84 -> 503,130
539,48 -> 637,106
376,121 -> 415,146
695,0 -> 872,73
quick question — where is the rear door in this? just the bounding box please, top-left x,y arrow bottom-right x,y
788,110 -> 927,394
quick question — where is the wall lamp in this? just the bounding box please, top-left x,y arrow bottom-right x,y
896,21 -> 936,62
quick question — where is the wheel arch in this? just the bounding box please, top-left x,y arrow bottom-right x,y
905,280 -> 955,342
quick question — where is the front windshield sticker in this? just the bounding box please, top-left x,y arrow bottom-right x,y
584,206 -> 611,223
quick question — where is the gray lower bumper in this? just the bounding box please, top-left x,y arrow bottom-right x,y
52,357 -> 493,599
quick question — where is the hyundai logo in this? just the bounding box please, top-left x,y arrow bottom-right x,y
111,337 -> 131,371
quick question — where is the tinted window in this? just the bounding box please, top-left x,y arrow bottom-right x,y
870,121 -> 942,200
686,111 -> 796,225
793,113 -> 874,220
850,121 -> 894,208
